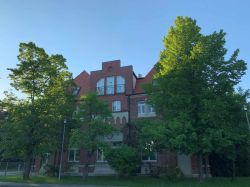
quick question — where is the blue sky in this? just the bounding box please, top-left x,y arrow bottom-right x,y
0,0 -> 249,99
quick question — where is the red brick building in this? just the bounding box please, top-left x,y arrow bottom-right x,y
36,60 -> 200,176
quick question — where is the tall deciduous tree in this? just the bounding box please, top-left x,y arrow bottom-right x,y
70,93 -> 114,179
145,16 -> 249,179
0,42 -> 74,180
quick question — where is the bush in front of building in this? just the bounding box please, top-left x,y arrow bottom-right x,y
44,164 -> 59,177
147,165 -> 183,179
105,144 -> 140,176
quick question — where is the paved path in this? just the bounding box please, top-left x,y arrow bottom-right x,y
0,182 -> 123,187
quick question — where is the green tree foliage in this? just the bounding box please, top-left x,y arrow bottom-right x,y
145,16 -> 249,179
209,144 -> 250,177
70,92 -> 114,179
0,42 -> 74,180
136,119 -> 166,155
104,144 -> 140,176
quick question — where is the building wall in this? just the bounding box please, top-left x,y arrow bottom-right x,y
43,60 -> 197,177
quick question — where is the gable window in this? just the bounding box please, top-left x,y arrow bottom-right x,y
68,149 -> 80,162
112,100 -> 121,112
106,77 -> 114,95
116,76 -> 125,93
72,86 -> 80,96
96,78 -> 104,95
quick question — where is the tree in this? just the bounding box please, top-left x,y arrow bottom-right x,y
0,42 -> 74,180
145,16 -> 248,180
135,119 -> 166,158
70,92 -> 114,179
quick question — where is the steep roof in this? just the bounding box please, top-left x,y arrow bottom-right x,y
73,71 -> 90,97
134,67 -> 156,94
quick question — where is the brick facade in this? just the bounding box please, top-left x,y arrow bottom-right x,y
36,60 -> 198,176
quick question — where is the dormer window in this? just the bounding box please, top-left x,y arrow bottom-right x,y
72,86 -> 80,96
106,76 -> 114,95
96,78 -> 104,95
116,76 -> 125,93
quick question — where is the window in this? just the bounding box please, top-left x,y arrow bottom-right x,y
142,152 -> 157,162
97,149 -> 106,162
112,141 -> 122,148
68,149 -> 80,162
138,101 -> 145,115
112,101 -> 121,112
42,153 -> 51,164
138,101 -> 156,117
72,86 -> 80,96
96,78 -> 104,95
148,105 -> 155,113
116,76 -> 125,93
106,77 -> 114,94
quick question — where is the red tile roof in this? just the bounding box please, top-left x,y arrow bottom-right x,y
134,67 -> 156,94
73,71 -> 90,97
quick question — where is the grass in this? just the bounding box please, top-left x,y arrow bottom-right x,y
0,176 -> 250,187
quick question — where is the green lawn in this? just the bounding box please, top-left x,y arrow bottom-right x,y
0,176 -> 250,187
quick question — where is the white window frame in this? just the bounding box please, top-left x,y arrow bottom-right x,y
68,149 -> 80,162
138,101 -> 146,116
72,86 -> 80,96
148,105 -> 155,114
97,149 -> 106,162
112,100 -> 121,112
106,76 -> 115,95
96,78 -> 104,95
141,152 -> 157,162
116,76 -> 125,93
138,101 -> 156,117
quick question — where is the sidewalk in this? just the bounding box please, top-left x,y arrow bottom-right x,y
0,182 -> 124,187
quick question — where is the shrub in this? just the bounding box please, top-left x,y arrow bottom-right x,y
163,167 -> 184,179
105,144 -> 140,176
44,164 -> 59,177
147,165 -> 183,179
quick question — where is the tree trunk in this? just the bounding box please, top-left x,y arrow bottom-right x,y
231,159 -> 236,181
204,155 -> 210,178
198,153 -> 203,181
82,163 -> 89,179
23,153 -> 33,180
82,151 -> 93,180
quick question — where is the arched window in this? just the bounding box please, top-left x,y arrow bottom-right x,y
109,117 -> 115,125
116,76 -> 125,93
122,117 -> 126,124
96,78 -> 104,95
116,117 -> 121,125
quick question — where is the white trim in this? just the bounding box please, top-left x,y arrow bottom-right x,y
68,149 -> 80,162
141,152 -> 157,162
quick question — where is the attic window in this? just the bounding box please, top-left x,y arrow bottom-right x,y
72,86 -> 80,96
116,76 -> 125,93
96,78 -> 105,95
